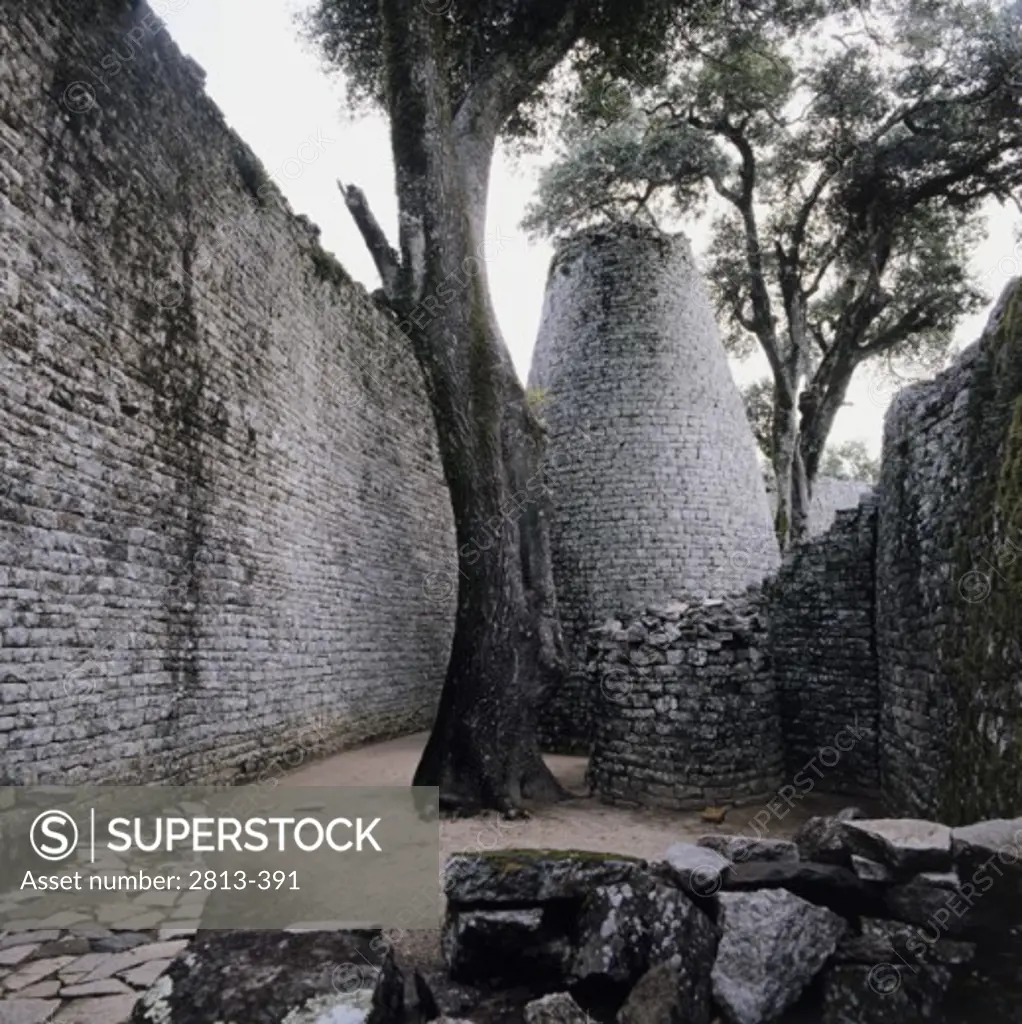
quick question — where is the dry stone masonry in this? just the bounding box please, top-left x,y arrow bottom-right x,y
528,225 -> 780,753
586,593 -> 783,811
0,0 -> 456,786
765,475 -> 874,538
581,281 -> 1022,820
877,282 -> 1022,823
767,496 -> 880,795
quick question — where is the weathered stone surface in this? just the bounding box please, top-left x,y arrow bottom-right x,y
663,844 -> 732,897
852,856 -> 894,883
129,930 -> 383,1023
444,851 -> 645,906
883,876 -> 975,937
767,496 -> 880,795
0,1001 -> 60,1024
722,861 -> 885,921
697,836 -> 799,864
951,818 -> 1022,912
711,889 -> 847,1024
523,992 -> 590,1024
832,918 -> 975,968
529,223 -> 779,753
820,963 -> 952,1024
793,816 -> 855,868
443,909 -> 567,985
54,995 -> 140,1022
877,281 -> 1022,822
587,594 -> 783,810
618,962 -> 713,1024
0,0 -> 456,790
59,979 -> 134,997
570,878 -> 717,998
840,819 -> 953,876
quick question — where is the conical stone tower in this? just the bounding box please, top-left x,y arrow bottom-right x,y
529,223 -> 780,752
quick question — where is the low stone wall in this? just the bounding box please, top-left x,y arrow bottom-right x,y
586,592 -> 783,809
767,495 -> 880,794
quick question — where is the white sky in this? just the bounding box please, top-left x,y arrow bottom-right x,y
160,0 -> 1022,457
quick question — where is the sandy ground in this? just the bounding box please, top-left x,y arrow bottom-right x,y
279,732 -> 884,989
282,731 -> 881,862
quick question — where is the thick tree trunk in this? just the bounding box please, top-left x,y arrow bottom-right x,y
771,380 -> 798,550
379,0 -> 566,812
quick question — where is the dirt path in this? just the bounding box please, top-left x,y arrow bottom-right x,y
282,731 -> 879,863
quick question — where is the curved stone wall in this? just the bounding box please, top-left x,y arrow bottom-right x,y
586,593 -> 782,808
528,224 -> 779,751
0,0 -> 456,785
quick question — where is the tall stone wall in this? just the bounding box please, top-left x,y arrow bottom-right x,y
528,225 -> 779,752
877,280 -> 1022,823
0,0 -> 456,784
767,496 -> 880,795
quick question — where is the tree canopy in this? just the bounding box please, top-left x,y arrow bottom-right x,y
524,0 -> 1022,544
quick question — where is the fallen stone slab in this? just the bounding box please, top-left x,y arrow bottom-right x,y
840,819 -> 952,876
819,962 -> 952,1024
712,889 -> 847,1024
523,992 -> 590,1023
444,850 -> 646,906
793,816 -> 854,868
570,876 -> 717,1000
618,961 -> 713,1024
721,860 -> 886,921
697,836 -> 798,865
662,843 -> 731,898
951,817 -> 1022,915
443,908 -> 568,985
130,929 -> 383,1024
883,876 -> 975,937
832,918 -> 975,968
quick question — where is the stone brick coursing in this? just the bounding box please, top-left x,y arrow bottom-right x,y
767,496 -> 879,795
529,225 -> 779,752
876,281 -> 1022,822
765,474 -> 874,538
0,0 -> 456,784
586,593 -> 783,810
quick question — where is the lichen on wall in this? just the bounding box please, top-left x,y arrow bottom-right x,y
0,0 -> 456,784
877,280 -> 1022,823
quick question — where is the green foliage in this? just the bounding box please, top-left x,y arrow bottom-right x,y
740,378 -> 775,459
819,439 -> 880,482
301,0 -> 715,142
525,0 -> 1022,490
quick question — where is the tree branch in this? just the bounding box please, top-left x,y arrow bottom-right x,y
337,181 -> 402,302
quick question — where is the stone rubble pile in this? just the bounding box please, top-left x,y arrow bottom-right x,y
409,812 -> 1022,1024
6,813 -> 1021,1022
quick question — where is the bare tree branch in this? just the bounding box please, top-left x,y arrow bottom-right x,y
337,181 -> 402,302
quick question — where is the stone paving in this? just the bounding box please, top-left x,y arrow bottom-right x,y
0,926 -> 192,1023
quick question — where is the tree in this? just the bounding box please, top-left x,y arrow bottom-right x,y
524,0 -> 1022,546
819,438 -> 880,482
304,0 -> 712,813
